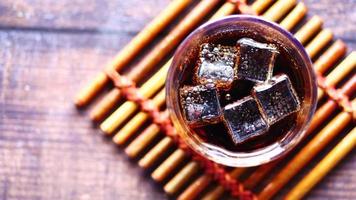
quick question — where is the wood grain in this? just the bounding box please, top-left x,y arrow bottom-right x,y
0,0 -> 355,200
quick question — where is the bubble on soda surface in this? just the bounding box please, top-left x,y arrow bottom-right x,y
225,93 -> 231,101
179,84 -> 222,127
236,37 -> 279,83
223,96 -> 269,145
219,80 -> 255,106
253,74 -> 301,125
195,43 -> 238,89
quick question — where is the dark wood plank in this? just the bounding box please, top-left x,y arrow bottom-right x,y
0,0 -> 170,33
0,30 -> 168,200
0,0 -> 355,200
306,0 -> 356,43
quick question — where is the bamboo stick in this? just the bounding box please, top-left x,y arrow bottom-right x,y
164,161 -> 200,195
125,124 -> 160,158
112,89 -> 165,145
262,0 -> 296,22
201,168 -> 248,200
257,101 -> 355,200
74,0 -> 192,107
279,2 -> 307,31
152,149 -> 187,182
100,61 -> 170,134
324,51 -> 356,86
295,16 -> 323,45
89,0 -> 225,121
317,52 -> 356,100
139,137 -> 174,168
209,1 -> 235,19
285,128 -> 356,200
251,0 -> 275,15
90,89 -> 122,121
178,174 -> 212,200
243,161 -> 279,189
314,40 -> 347,74
305,29 -> 333,59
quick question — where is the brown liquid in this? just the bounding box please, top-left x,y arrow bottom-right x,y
179,30 -> 305,152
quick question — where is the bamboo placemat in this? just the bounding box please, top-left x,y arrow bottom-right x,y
75,0 -> 355,199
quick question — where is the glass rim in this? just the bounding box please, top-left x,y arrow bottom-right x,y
166,15 -> 317,167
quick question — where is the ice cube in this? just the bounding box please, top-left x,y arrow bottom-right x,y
253,74 -> 301,124
223,96 -> 269,144
195,43 -> 238,89
179,84 -> 222,126
236,38 -> 279,82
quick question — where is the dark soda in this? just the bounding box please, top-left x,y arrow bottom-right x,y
178,30 -> 305,152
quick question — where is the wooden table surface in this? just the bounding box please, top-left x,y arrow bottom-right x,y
0,0 -> 355,199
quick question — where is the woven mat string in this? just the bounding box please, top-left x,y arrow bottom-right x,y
316,72 -> 355,118
228,0 -> 257,15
